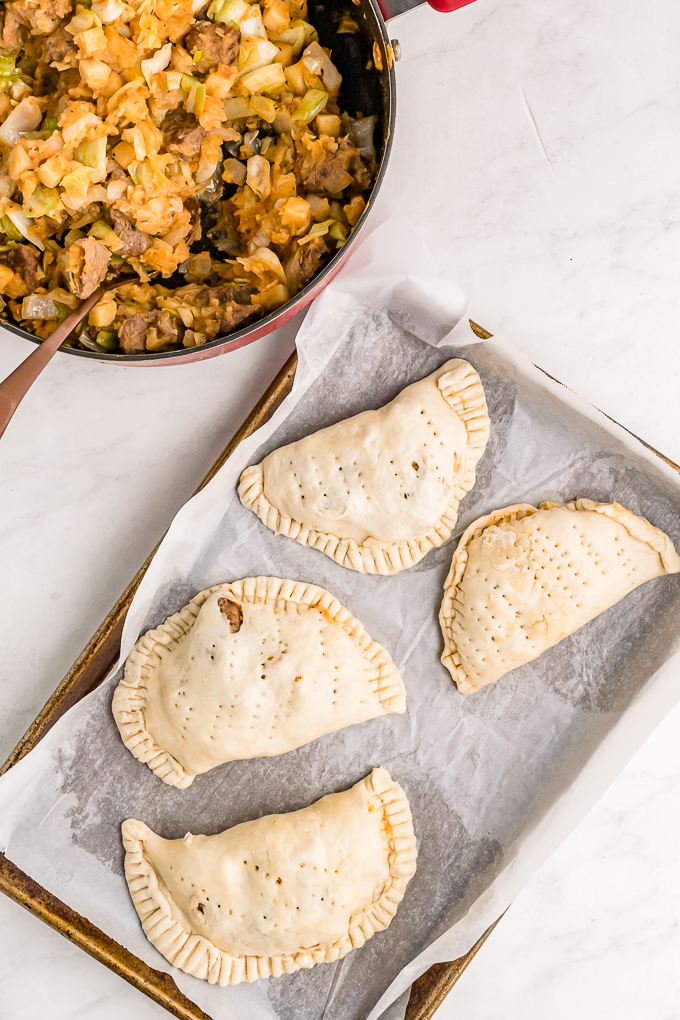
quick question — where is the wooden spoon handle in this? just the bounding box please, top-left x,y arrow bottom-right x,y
0,287 -> 103,441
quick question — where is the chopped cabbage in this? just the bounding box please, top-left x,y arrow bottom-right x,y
0,97 -> 43,147
240,62 -> 286,94
4,206 -> 45,249
223,97 -> 252,119
23,184 -> 63,220
91,0 -> 125,23
208,0 -> 249,24
74,136 -> 108,179
297,218 -> 333,245
238,37 -> 279,74
293,88 -> 328,123
141,43 -> 172,85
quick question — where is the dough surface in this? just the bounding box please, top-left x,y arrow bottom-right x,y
113,577 -> 404,788
238,359 -> 490,574
440,499 -> 680,693
122,767 -> 417,984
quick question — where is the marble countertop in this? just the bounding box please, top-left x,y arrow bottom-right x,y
2,0 -> 680,1017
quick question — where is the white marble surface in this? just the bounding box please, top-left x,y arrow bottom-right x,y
2,0 -> 680,1016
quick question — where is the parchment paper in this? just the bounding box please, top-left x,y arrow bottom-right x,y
2,222 -> 680,1020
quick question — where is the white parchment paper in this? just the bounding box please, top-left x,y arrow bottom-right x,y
2,221 -> 680,1020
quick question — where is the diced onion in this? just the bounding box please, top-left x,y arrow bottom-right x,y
349,115 -> 377,159
246,154 -> 271,197
239,7 -> 266,38
65,9 -> 98,34
302,42 -> 341,92
5,206 -> 44,249
21,295 -> 59,320
239,246 -> 286,283
91,0 -> 125,22
0,97 -> 43,147
45,287 -> 79,309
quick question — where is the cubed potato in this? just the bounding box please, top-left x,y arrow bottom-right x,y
37,154 -> 73,189
249,94 -> 277,122
314,113 -> 341,137
111,140 -> 137,169
0,265 -> 15,292
7,142 -> 32,180
79,58 -> 112,91
283,60 -> 306,94
88,295 -> 117,328
273,42 -> 294,68
263,0 -> 290,39
74,26 -> 107,56
280,196 -> 311,235
205,72 -> 235,100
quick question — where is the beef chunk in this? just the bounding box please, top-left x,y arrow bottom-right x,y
218,597 -> 242,633
174,124 -> 207,159
0,245 -> 39,292
195,283 -> 254,306
58,238 -> 110,299
206,200 -> 240,254
0,6 -> 27,51
44,67 -> 80,120
183,21 -> 238,73
118,310 -> 183,354
44,26 -> 78,65
287,236 -> 331,290
110,209 -> 152,258
297,136 -> 370,194
161,108 -> 208,158
184,196 -> 202,245
216,302 -> 259,334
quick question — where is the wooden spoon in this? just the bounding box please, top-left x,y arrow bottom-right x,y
0,287 -> 104,441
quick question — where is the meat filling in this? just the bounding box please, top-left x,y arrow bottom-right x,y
184,22 -> 239,73
58,238 -> 110,300
110,210 -> 152,258
118,310 -> 184,355
218,597 -> 243,633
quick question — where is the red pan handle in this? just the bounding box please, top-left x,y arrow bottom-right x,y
377,0 -> 477,18
426,0 -> 478,10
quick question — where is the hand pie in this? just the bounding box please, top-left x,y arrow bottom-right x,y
113,577 -> 404,788
440,499 -> 680,693
238,359 -> 490,574
122,768 -> 417,984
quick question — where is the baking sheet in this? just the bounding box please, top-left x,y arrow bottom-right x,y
2,222 -> 680,1020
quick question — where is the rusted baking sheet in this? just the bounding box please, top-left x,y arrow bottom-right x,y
0,323 -> 498,1020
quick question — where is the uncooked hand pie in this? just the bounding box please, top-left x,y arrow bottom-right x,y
440,499 -> 680,693
238,359 -> 490,574
113,577 -> 405,788
122,768 -> 417,984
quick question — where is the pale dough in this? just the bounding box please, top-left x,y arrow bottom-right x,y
122,767 -> 417,984
440,499 -> 680,693
113,577 -> 405,788
238,359 -> 490,574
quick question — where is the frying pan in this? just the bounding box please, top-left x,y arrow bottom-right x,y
0,0 -> 396,365
1,0 -> 479,365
